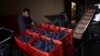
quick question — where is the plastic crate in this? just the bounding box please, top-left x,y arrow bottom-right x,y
28,36 -> 63,56
48,25 -> 60,32
39,24 -> 74,56
14,30 -> 40,55
60,27 -> 74,56
39,23 -> 49,29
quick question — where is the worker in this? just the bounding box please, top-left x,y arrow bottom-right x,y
18,8 -> 36,32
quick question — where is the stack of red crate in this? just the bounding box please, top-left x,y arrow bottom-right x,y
14,22 -> 74,56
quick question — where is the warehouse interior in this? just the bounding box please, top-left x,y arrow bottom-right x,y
0,0 -> 100,56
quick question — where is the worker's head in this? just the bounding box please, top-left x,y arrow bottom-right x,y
22,8 -> 30,18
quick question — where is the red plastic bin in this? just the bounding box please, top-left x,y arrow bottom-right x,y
38,23 -> 49,29
39,23 -> 74,56
39,23 -> 60,32
28,36 -> 63,56
60,27 -> 74,56
14,30 -> 40,55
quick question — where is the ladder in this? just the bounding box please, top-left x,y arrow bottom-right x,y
73,9 -> 96,40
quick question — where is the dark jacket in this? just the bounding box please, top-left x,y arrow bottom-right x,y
18,15 -> 32,32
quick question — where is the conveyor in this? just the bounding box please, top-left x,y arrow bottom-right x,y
73,9 -> 96,39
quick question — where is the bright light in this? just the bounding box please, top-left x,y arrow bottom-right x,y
71,2 -> 76,8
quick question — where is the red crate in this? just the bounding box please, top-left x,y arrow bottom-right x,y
39,23 -> 60,32
60,27 -> 73,45
28,36 -> 63,56
48,25 -> 60,32
14,30 -> 40,55
39,24 -> 74,56
47,25 -> 54,31
39,23 -> 49,29
60,27 -> 74,56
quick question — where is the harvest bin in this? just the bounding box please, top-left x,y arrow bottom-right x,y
40,23 -> 74,56
14,30 -> 40,55
28,35 -> 63,56
60,27 -> 74,56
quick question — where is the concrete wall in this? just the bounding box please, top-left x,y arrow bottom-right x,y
0,0 -> 64,23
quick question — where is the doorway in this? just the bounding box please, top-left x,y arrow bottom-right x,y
71,2 -> 76,25
64,0 -> 85,24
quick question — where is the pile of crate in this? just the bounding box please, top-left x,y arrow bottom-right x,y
14,23 -> 74,56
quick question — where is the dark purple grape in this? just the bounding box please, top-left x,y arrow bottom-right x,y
19,34 -> 32,42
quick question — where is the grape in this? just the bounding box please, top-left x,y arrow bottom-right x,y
33,39 -> 56,52
19,34 -> 33,42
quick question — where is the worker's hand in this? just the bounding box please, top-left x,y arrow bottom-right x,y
31,22 -> 35,25
31,21 -> 37,26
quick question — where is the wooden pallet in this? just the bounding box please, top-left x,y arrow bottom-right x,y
73,9 -> 96,39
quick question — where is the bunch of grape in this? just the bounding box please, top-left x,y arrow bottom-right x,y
19,34 -> 33,42
33,39 -> 56,52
